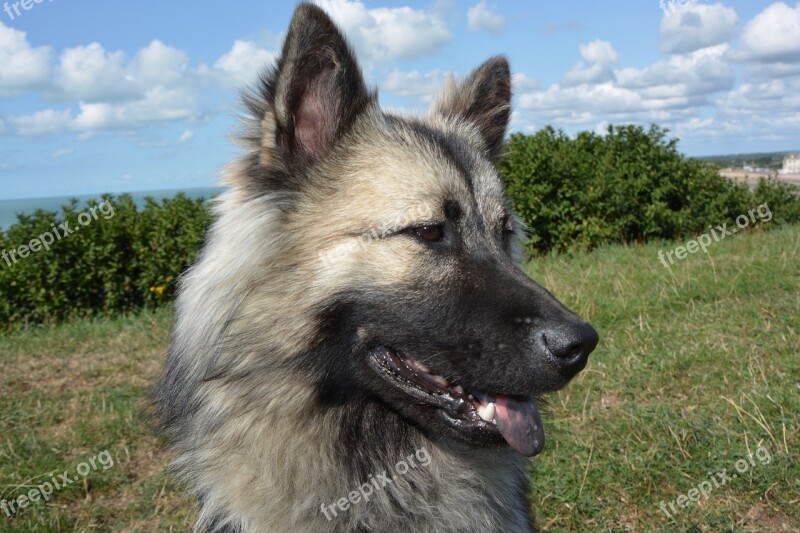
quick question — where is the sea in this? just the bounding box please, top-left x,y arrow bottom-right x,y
0,187 -> 225,231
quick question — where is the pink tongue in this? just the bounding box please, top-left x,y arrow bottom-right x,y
493,395 -> 545,457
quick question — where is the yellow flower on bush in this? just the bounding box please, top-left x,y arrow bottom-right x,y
150,285 -> 166,296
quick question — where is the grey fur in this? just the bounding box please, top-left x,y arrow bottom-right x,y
154,4 -> 596,532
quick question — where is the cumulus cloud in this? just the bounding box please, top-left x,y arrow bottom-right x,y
213,40 -> 276,89
314,0 -> 451,64
55,44 -> 137,102
467,1 -> 506,34
3,1 -> 800,153
518,44 -> 734,129
9,108 -> 72,136
735,2 -> 800,63
1,35 -> 278,138
512,72 -> 539,92
383,69 -> 448,101
0,22 -> 51,96
728,1 -> 800,79
563,40 -> 619,86
716,76 -> 800,117
659,2 -> 738,54
616,44 -> 734,99
53,40 -> 197,103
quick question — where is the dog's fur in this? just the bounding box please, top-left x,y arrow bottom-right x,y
154,4 -> 597,532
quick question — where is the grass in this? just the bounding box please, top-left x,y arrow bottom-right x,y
1,224 -> 798,532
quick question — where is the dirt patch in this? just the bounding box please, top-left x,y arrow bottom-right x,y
6,349 -> 162,394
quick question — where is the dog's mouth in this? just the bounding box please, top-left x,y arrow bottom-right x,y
368,347 -> 545,457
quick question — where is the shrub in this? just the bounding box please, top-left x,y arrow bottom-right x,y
499,125 -> 800,254
0,193 -> 211,332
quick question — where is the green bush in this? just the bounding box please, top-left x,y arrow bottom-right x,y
0,193 -> 211,332
499,124 -> 800,254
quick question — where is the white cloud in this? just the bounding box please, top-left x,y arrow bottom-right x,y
594,120 -> 610,135
72,86 -> 202,131
728,2 -> 800,78
383,69 -> 448,101
314,0 -> 451,64
50,147 -> 74,158
467,1 -> 506,34
0,22 -> 51,96
659,2 -> 738,55
616,44 -> 734,99
54,40 -> 195,103
735,2 -> 800,63
9,108 -> 72,136
213,40 -> 276,89
519,44 -> 734,128
716,76 -> 800,117
7,84 -> 204,137
3,37 -> 248,138
55,43 -> 137,102
0,3 -> 449,140
132,40 -> 193,88
512,72 -> 539,92
3,2 -> 799,155
563,40 -> 619,86
178,129 -> 194,143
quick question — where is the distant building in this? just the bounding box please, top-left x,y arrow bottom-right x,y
782,153 -> 800,174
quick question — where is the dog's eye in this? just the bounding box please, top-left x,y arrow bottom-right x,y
413,225 -> 444,243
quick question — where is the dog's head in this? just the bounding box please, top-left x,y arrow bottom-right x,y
233,3 -> 598,457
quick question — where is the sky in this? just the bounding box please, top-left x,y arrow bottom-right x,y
0,0 -> 798,200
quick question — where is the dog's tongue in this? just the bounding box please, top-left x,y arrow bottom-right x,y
492,395 -> 545,457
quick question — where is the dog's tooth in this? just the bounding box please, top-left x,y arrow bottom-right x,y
478,402 -> 496,423
432,375 -> 449,388
453,385 -> 465,395
413,360 -> 431,373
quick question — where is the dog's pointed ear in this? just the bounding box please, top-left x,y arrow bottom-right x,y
433,56 -> 512,163
269,3 -> 371,163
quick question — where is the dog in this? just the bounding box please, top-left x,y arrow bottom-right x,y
153,4 -> 598,531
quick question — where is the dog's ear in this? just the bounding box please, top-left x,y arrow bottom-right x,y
433,56 -> 511,163
264,3 -> 371,164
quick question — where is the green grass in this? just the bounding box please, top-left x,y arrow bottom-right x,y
526,224 -> 799,531
1,225 -> 798,531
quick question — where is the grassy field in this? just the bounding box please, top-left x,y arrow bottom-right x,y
1,224 -> 798,532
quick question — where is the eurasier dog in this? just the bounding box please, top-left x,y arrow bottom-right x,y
154,4 -> 598,531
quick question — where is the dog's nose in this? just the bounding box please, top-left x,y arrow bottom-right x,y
541,322 -> 598,376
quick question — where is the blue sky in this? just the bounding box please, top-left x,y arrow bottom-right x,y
1,0 -> 798,199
